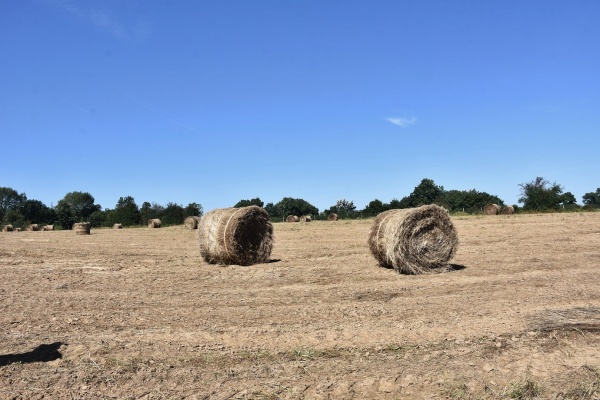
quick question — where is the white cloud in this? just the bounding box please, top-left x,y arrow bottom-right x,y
385,117 -> 416,127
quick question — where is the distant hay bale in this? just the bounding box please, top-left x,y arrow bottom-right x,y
73,222 -> 91,235
2,224 -> 14,232
113,223 -> 123,229
184,216 -> 201,230
500,205 -> 515,215
327,213 -> 338,221
26,224 -> 39,231
368,205 -> 459,275
199,206 -> 273,266
286,215 -> 300,223
300,215 -> 312,222
41,225 -> 54,231
483,204 -> 501,215
148,219 -> 161,228
14,227 -> 21,232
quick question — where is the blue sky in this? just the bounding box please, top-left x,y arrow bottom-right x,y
2,0 -> 599,212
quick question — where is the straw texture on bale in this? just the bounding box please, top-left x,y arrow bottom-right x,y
148,219 -> 161,228
41,225 -> 54,231
73,222 -> 91,235
286,215 -> 300,223
300,215 -> 312,222
184,216 -> 201,230
199,206 -> 273,266
368,205 -> 459,275
26,224 -> 39,231
2,224 -> 13,232
327,213 -> 338,221
113,223 -> 123,229
483,204 -> 501,215
500,205 -> 515,215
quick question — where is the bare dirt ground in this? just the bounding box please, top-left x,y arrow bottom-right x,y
1,212 -> 600,399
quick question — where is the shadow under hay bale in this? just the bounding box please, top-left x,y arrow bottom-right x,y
500,205 -> 515,215
73,222 -> 91,235
327,213 -> 338,221
368,205 -> 459,275
41,225 -> 54,231
2,224 -> 13,232
532,307 -> 600,334
300,215 -> 312,222
199,205 -> 273,266
483,204 -> 501,215
26,224 -> 39,231
286,215 -> 299,223
148,219 -> 161,228
184,216 -> 201,230
113,223 -> 123,229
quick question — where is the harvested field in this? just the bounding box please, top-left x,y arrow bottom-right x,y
1,212 -> 600,398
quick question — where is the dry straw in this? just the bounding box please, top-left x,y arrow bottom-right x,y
327,213 -> 338,221
41,225 -> 54,231
26,224 -> 39,231
368,205 -> 459,275
286,215 -> 300,223
300,215 -> 312,222
184,216 -> 201,230
147,219 -> 161,228
2,224 -> 13,232
483,204 -> 501,215
113,223 -> 123,229
73,222 -> 91,235
198,206 -> 273,266
500,205 -> 515,215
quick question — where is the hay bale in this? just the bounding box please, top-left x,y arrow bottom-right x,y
14,227 -> 21,232
184,216 -> 201,230
368,205 -> 459,274
113,223 -> 123,229
286,215 -> 300,223
26,224 -> 39,231
73,222 -> 91,235
199,206 -> 273,266
327,213 -> 338,221
300,215 -> 312,222
41,225 -> 54,231
500,205 -> 515,215
148,219 -> 161,228
483,204 -> 501,215
2,224 -> 14,232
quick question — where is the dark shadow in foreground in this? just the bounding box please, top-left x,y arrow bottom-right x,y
447,264 -> 467,271
267,259 -> 281,264
0,342 -> 65,367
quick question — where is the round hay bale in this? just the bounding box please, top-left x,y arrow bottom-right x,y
14,227 -> 22,232
368,205 -> 459,275
73,222 -> 91,235
199,206 -> 273,266
286,215 -> 299,223
26,224 -> 39,231
2,224 -> 14,232
113,223 -> 123,229
483,204 -> 501,215
41,225 -> 54,231
300,215 -> 312,222
500,205 -> 515,215
327,213 -> 338,221
184,216 -> 201,230
148,219 -> 161,228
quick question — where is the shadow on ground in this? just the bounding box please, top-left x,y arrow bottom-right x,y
0,342 -> 65,367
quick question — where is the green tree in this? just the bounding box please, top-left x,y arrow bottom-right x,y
400,178 -> 445,207
325,199 -> 357,219
442,189 -> 504,213
0,187 -> 26,222
140,202 -> 164,225
234,198 -> 264,208
55,202 -> 74,229
56,191 -> 101,223
88,210 -> 107,227
264,202 -> 278,218
582,188 -> 600,208
518,177 -> 565,211
275,197 -> 318,219
183,202 -> 203,217
363,199 -> 386,217
112,196 -> 141,226
161,202 -> 185,225
20,199 -> 55,224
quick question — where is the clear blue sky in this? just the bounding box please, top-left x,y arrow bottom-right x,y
2,0 -> 599,212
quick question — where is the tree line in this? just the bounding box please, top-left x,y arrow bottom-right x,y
1,177 -> 598,228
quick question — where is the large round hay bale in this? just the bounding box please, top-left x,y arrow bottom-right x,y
14,227 -> 22,232
41,225 -> 54,231
327,213 -> 338,221
113,223 -> 123,229
199,206 -> 273,266
368,205 -> 459,274
300,215 -> 312,222
483,204 -> 501,215
26,224 -> 39,231
184,216 -> 201,230
2,224 -> 14,232
500,205 -> 515,215
286,215 -> 299,223
73,222 -> 91,235
148,219 -> 161,228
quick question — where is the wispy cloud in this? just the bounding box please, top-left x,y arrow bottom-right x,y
385,117 -> 417,127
